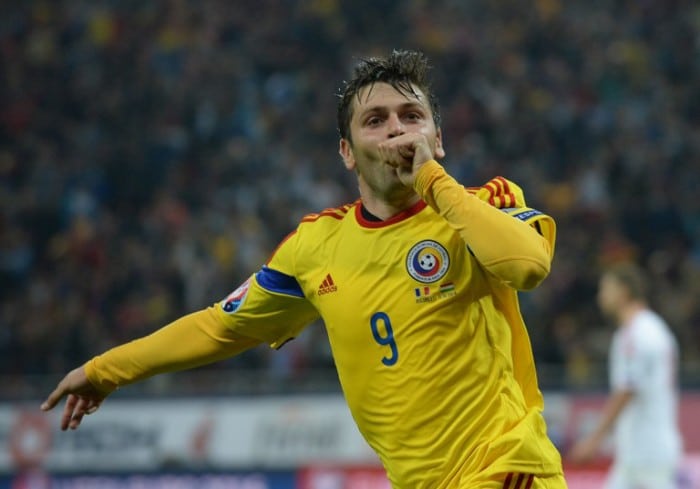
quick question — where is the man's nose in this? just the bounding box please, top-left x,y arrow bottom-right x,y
386,113 -> 405,138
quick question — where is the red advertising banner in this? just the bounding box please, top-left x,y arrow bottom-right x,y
297,465 -> 390,489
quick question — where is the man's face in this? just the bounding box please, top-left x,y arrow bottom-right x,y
597,274 -> 627,322
339,82 -> 444,199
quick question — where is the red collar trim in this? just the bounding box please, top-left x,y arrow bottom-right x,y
355,199 -> 427,228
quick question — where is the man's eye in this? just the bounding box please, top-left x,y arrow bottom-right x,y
366,117 -> 382,126
405,112 -> 421,121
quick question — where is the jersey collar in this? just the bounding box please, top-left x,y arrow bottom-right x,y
355,199 -> 427,228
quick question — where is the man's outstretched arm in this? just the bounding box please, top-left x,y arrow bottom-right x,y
41,306 -> 262,430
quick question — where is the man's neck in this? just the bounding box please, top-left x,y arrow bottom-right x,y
360,194 -> 422,220
618,301 -> 646,328
358,182 -> 421,221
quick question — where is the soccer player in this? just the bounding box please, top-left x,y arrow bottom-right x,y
569,263 -> 683,489
41,50 -> 566,488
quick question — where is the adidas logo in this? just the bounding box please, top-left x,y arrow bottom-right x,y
317,273 -> 338,295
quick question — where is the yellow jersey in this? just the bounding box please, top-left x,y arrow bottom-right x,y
214,162 -> 563,487
86,161 -> 563,488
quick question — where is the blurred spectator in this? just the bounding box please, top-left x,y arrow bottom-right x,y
1,0 -> 699,397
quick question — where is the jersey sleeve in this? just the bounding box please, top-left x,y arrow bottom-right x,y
84,231 -> 319,394
415,161 -> 556,290
85,307 -> 264,395
500,207 -> 556,259
466,176 -> 556,258
214,231 -> 320,348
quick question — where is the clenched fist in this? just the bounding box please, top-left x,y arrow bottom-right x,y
378,133 -> 439,187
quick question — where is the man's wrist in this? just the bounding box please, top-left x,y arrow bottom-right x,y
413,159 -> 443,197
84,357 -> 119,396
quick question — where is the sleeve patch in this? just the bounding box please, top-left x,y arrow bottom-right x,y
221,278 -> 252,314
255,266 -> 305,298
502,207 -> 543,221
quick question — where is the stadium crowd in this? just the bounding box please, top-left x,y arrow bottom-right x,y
1,0 -> 699,397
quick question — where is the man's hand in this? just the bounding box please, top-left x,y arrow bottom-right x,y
378,133 -> 434,187
41,366 -> 107,430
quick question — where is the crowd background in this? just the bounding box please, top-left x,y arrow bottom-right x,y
1,0 -> 699,399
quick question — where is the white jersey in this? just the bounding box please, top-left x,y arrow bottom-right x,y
609,309 -> 683,465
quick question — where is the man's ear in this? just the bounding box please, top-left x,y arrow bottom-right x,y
339,138 -> 355,170
434,128 -> 446,160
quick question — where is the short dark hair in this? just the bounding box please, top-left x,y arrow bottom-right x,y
605,262 -> 649,301
336,49 -> 441,141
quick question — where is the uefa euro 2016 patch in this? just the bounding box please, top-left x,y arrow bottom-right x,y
221,278 -> 252,313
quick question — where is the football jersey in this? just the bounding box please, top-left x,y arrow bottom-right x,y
610,309 -> 683,465
215,164 -> 563,487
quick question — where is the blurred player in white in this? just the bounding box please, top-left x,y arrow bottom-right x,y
569,262 -> 683,489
